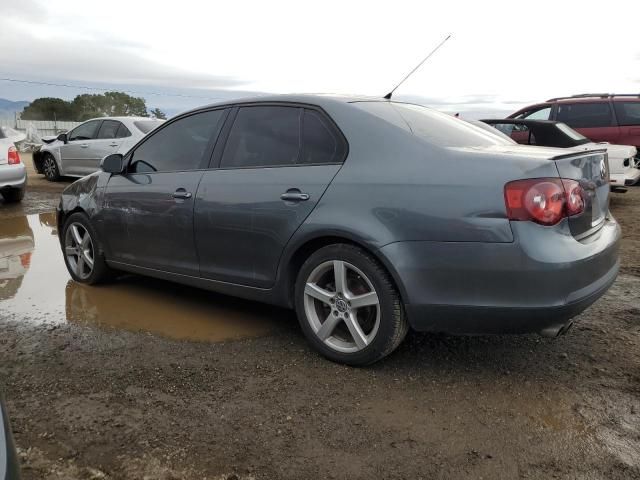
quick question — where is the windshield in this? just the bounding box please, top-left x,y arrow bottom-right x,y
555,122 -> 590,144
353,101 -> 512,147
134,120 -> 163,134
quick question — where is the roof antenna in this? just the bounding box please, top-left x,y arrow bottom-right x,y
383,34 -> 452,100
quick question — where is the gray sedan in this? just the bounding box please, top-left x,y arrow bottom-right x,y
57,95 -> 620,365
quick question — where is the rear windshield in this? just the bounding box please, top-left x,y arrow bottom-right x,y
353,101 -> 510,147
134,120 -> 163,134
613,101 -> 640,126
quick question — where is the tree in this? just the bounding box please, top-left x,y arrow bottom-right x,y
21,91 -> 150,121
149,108 -> 167,120
21,97 -> 75,121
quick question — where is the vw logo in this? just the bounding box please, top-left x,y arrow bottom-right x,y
600,159 -> 607,179
335,299 -> 348,313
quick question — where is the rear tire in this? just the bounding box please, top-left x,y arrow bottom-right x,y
295,244 -> 409,366
1,188 -> 25,203
43,153 -> 61,181
62,212 -> 114,285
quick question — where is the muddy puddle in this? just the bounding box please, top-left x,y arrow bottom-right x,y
0,212 -> 287,342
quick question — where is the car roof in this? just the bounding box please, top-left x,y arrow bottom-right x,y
546,94 -> 640,103
84,116 -> 164,122
180,93 -> 393,116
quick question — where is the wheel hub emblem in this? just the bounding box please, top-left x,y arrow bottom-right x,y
335,299 -> 348,313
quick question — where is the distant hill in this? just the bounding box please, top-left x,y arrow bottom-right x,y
0,98 -> 29,120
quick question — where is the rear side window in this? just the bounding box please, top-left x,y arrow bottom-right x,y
556,102 -> 613,128
96,120 -> 121,139
613,102 -> 640,126
116,123 -> 131,138
357,102 -> 509,147
68,120 -> 101,141
300,109 -> 347,164
129,109 -> 225,173
221,106 -> 301,168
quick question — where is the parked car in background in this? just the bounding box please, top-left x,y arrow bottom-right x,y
0,127 -> 26,203
0,393 -> 21,480
57,95 -> 620,365
481,119 -> 640,189
509,94 -> 640,154
34,117 -> 165,181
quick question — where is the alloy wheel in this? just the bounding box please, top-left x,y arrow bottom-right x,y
43,157 -> 57,179
64,223 -> 95,280
303,260 -> 380,353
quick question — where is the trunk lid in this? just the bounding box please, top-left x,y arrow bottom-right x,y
552,149 -> 610,239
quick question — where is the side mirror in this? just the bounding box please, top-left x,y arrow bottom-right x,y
58,133 -> 68,144
100,153 -> 124,174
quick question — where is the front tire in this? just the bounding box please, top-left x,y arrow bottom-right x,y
295,244 -> 409,366
43,153 -> 61,181
62,212 -> 114,284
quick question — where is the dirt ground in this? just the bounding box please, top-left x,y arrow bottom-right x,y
1,155 -> 639,480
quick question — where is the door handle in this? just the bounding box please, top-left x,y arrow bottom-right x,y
109,143 -> 119,147
80,144 -> 89,148
172,189 -> 192,200
281,189 -> 310,202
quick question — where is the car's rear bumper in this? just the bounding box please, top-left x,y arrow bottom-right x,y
379,217 -> 621,335
610,168 -> 640,187
0,164 -> 27,190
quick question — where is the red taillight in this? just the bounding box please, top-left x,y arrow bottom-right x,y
8,146 -> 20,165
504,178 -> 585,226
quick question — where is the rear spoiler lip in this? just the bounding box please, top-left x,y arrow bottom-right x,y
550,149 -> 607,161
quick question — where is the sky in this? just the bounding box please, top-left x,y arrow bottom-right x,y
1,0 -> 639,118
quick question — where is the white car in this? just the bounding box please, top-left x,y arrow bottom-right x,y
34,116 -> 165,181
480,119 -> 640,189
0,127 -> 27,203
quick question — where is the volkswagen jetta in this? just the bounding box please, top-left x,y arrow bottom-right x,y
57,95 -> 621,365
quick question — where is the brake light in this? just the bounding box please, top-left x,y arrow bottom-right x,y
504,178 -> 584,226
8,146 -> 20,165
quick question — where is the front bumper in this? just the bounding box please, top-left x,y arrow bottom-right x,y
0,164 -> 27,191
379,217 -> 621,335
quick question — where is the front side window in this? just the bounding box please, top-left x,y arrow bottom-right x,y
613,102 -> 640,126
518,107 -> 551,120
556,102 -> 613,128
96,120 -> 121,139
68,120 -> 101,141
300,109 -> 347,164
129,109 -> 225,173
221,106 -> 301,168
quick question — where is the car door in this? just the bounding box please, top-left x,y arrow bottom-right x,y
89,120 -> 127,174
195,105 -> 346,288
612,101 -> 640,149
100,109 -> 228,276
555,102 -> 620,144
61,120 -> 102,175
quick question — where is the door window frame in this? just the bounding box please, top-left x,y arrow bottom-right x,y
122,107 -> 230,175
208,101 -> 349,170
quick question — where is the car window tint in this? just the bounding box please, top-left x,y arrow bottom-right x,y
357,102 -> 510,147
68,120 -> 101,141
613,102 -> 640,126
116,123 -> 131,138
97,120 -> 121,139
556,102 -> 612,128
129,110 -> 225,173
300,109 -> 346,164
221,106 -> 301,168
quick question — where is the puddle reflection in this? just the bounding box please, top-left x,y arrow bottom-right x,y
1,213 -> 286,342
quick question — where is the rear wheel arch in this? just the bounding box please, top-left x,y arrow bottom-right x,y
281,234 -> 408,309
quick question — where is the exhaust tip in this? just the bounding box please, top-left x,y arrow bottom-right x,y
539,321 -> 574,338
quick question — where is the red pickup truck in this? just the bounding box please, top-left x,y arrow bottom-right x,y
509,94 -> 640,152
